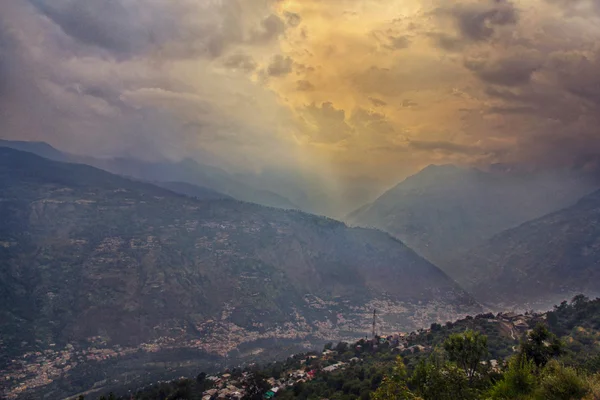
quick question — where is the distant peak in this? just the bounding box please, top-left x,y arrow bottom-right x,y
412,164 -> 468,178
420,164 -> 460,172
0,139 -> 67,161
0,139 -> 54,148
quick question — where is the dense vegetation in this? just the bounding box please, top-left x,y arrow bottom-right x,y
87,296 -> 600,400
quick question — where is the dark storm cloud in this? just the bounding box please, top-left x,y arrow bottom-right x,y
28,0 -> 286,60
433,0 -> 518,45
0,0 -> 277,160
475,48 -> 600,170
549,50 -> 600,105
464,50 -> 543,86
30,0 -> 148,54
450,0 -> 519,41
427,33 -> 465,52
250,14 -> 285,44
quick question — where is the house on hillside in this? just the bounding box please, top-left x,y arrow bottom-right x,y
323,362 -> 346,372
513,319 -> 529,333
405,345 -> 426,354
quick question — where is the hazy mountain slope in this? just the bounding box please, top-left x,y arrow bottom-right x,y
0,147 -> 478,393
0,139 -> 69,162
454,190 -> 600,309
347,164 -> 597,269
85,156 -> 299,210
0,140 -> 296,210
154,181 -> 233,200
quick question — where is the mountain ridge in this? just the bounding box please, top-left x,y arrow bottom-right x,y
0,139 -> 297,210
346,163 -> 598,271
0,146 -> 479,398
454,188 -> 600,309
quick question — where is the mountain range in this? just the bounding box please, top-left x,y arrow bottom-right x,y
0,140 -> 297,210
347,164 -> 598,271
0,146 -> 479,398
454,189 -> 600,309
3,140 -> 599,312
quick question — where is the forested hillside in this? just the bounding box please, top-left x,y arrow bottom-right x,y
94,297 -> 600,400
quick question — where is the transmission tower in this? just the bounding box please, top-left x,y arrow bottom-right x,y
372,309 -> 377,339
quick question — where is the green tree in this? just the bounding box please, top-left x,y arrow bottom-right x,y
243,372 -> 270,400
196,371 -> 207,383
336,341 -> 349,353
411,356 -> 472,400
371,357 -> 417,400
572,295 -> 590,309
535,360 -> 589,400
488,355 -> 537,399
520,323 -> 563,368
546,311 -> 559,327
443,329 -> 489,384
358,367 -> 366,381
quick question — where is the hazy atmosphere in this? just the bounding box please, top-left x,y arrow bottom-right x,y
2,0 -> 600,215
3,2 -> 600,399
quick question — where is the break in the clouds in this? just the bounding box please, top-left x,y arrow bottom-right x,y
1,0 -> 600,201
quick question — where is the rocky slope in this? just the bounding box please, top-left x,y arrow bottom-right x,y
454,190 -> 600,309
0,147 -> 478,398
347,164 -> 597,271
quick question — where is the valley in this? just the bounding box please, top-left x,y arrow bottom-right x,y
1,146 -> 600,400
0,147 -> 478,399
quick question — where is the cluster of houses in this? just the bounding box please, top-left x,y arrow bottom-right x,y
200,366 -> 320,399
198,311 -> 539,399
200,348 -> 358,399
497,312 -> 535,335
202,373 -> 246,400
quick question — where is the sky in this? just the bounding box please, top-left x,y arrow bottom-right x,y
1,0 -> 600,213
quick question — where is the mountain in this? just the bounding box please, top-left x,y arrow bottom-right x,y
85,156 -> 299,210
346,164 -> 598,270
0,139 -> 69,162
153,181 -> 232,201
0,147 -> 478,399
0,140 -> 297,210
454,189 -> 600,309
